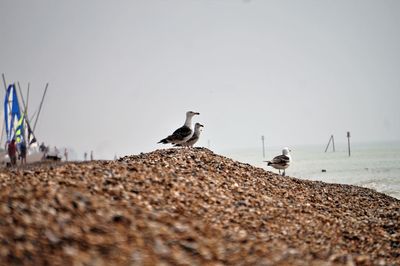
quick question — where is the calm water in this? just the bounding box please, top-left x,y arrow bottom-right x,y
220,142 -> 400,199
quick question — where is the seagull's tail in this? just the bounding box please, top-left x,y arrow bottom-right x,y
158,138 -> 169,144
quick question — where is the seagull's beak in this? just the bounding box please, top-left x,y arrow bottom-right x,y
200,124 -> 204,127
194,112 -> 200,115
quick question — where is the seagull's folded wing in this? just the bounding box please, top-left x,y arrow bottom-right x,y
168,126 -> 192,142
271,155 -> 290,165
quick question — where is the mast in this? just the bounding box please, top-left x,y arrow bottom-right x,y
26,83 -> 30,114
17,82 -> 31,144
1,74 -> 6,93
30,109 -> 38,124
17,82 -> 27,113
18,82 -> 40,147
33,83 -> 48,132
0,74 -> 7,147
26,83 -> 30,144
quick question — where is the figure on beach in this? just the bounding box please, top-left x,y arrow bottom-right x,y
39,142 -> 48,159
54,146 -> 59,157
158,111 -> 200,146
19,141 -> 27,165
90,150 -> 94,161
7,139 -> 17,166
264,147 -> 292,176
64,148 -> 68,161
84,152 -> 87,161
39,142 -> 46,152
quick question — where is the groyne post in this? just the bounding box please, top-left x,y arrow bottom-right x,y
261,135 -> 265,159
347,131 -> 351,157
325,135 -> 335,152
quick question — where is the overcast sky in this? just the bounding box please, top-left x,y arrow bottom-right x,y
1,0 -> 399,159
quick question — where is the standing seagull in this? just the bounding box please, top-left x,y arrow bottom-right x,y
175,123 -> 204,147
158,111 -> 200,145
264,147 -> 292,176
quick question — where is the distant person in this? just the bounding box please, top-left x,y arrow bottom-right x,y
19,141 -> 27,165
8,139 -> 17,166
39,142 -> 47,160
54,146 -> 59,157
90,150 -> 94,161
84,152 -> 87,161
64,148 -> 68,161
39,142 -> 46,152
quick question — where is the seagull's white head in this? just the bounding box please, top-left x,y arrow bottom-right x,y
186,111 -> 200,118
282,147 -> 291,156
184,111 -> 200,127
194,123 -> 204,131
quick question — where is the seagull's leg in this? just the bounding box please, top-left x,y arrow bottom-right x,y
278,169 -> 281,175
282,170 -> 285,176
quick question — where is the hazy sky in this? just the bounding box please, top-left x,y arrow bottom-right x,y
1,0 -> 399,159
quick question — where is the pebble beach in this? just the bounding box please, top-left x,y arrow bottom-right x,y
0,148 -> 399,265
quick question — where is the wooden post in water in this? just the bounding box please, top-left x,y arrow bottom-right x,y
261,135 -> 265,159
347,131 -> 351,157
324,135 -> 335,152
324,135 -> 331,152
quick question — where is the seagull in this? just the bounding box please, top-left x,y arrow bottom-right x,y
264,147 -> 291,176
158,111 -> 200,145
174,123 -> 204,147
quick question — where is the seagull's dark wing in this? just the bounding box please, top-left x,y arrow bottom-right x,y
158,125 -> 193,144
167,125 -> 192,142
186,133 -> 198,143
270,155 -> 290,165
174,134 -> 197,147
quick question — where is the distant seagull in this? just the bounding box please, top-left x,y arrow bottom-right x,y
264,147 -> 292,176
158,111 -> 200,145
175,123 -> 204,147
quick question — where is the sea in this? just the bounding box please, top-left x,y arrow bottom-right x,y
220,141 -> 400,200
